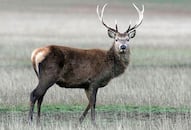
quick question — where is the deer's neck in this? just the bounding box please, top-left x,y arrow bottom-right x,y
106,45 -> 130,77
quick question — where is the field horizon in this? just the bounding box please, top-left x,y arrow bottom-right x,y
0,0 -> 191,129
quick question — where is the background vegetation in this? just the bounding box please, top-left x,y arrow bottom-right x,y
0,0 -> 191,129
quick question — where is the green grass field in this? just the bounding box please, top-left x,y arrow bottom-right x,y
0,104 -> 191,129
0,0 -> 191,129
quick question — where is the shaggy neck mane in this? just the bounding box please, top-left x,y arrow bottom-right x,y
106,44 -> 130,77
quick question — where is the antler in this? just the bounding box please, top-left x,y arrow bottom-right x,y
97,4 -> 118,32
126,3 -> 144,33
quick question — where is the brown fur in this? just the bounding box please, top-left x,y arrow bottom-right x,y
31,47 -> 50,76
28,3 -> 144,126
28,43 -> 130,125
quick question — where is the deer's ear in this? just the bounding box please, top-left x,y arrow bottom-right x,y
108,29 -> 116,38
128,30 -> 136,38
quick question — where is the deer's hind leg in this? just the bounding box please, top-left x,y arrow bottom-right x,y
28,75 -> 56,124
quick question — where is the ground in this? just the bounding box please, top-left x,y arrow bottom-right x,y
0,0 -> 191,129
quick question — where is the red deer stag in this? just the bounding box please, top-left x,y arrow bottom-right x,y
28,3 -> 144,125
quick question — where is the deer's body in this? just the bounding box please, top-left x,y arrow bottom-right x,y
32,45 -> 129,89
28,3 -> 144,126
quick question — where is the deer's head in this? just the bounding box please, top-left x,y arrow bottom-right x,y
97,4 -> 144,54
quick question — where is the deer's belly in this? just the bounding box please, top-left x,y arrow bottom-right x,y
56,78 -> 91,89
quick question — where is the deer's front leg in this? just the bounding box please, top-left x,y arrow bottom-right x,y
89,87 -> 98,126
79,89 -> 91,124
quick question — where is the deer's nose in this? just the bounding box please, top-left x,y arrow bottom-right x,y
120,44 -> 127,50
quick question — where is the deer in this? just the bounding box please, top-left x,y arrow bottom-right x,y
28,3 -> 144,126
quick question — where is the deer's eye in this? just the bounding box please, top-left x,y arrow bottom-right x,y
115,39 -> 119,42
126,39 -> 129,41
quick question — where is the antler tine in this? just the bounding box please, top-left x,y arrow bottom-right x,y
97,4 -> 117,32
96,4 -> 104,22
126,4 -> 144,33
115,20 -> 118,32
133,3 -> 144,28
126,21 -> 132,33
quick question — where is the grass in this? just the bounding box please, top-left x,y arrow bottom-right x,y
0,104 -> 191,130
132,47 -> 191,67
1,104 -> 190,113
0,62 -> 191,107
0,0 -> 191,129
